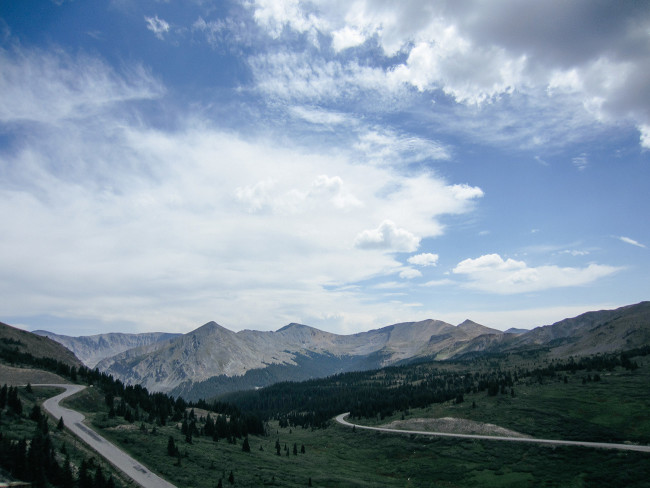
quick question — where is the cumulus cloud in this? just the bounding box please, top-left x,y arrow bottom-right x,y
452,254 -> 621,294
145,15 -> 170,40
407,253 -> 439,267
248,0 -> 650,147
399,268 -> 422,279
354,220 -> 420,252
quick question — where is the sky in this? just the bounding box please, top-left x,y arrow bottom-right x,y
1,0 -> 649,337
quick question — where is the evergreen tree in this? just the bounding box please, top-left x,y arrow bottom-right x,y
242,436 -> 250,453
0,384 -> 7,408
228,470 -> 234,484
62,456 -> 74,488
167,436 -> 178,456
78,459 -> 93,488
301,444 -> 306,454
94,465 -> 107,488
293,443 -> 298,455
57,416 -> 65,430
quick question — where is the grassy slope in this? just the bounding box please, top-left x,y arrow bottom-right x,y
63,358 -> 650,488
362,356 -> 650,444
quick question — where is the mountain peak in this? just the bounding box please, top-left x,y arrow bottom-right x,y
276,323 -> 311,333
457,319 -> 480,328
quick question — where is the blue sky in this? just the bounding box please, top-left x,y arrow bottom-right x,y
1,0 -> 649,336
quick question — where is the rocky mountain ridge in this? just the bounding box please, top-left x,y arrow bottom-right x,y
26,301 -> 650,400
32,330 -> 181,368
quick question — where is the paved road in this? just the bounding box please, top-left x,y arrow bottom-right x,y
36,384 -> 177,488
335,412 -> 650,453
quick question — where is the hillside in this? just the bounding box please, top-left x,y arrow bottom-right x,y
450,301 -> 650,359
0,321 -> 82,368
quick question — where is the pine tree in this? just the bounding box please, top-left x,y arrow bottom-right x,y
242,436 -> 250,452
62,456 -> 74,488
167,436 -> 178,456
57,416 -> 65,431
228,470 -> 234,484
0,384 -> 7,408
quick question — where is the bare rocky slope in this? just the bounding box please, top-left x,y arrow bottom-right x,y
33,330 -> 181,368
449,301 -> 650,360
96,319 -> 503,396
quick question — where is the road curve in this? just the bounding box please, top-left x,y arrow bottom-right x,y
36,384 -> 177,488
335,413 -> 650,453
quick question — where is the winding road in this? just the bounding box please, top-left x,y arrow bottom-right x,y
36,384 -> 177,488
335,412 -> 650,453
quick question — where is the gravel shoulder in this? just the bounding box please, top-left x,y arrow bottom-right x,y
383,417 -> 527,438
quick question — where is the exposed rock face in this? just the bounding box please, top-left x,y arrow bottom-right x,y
33,330 -> 181,368
96,319 -> 502,394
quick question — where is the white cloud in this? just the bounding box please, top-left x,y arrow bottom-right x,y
289,106 -> 350,126
560,250 -> 590,257
399,268 -> 422,279
354,220 -> 420,252
248,0 -> 650,148
0,46 -> 488,333
407,253 -> 439,267
618,236 -> 646,249
640,124 -> 650,149
331,25 -> 367,52
452,254 -> 621,294
145,15 -> 170,40
354,128 -> 450,165
0,48 -> 162,125
572,153 -> 588,171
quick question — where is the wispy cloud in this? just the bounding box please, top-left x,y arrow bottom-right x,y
617,236 -> 646,249
572,153 -> 588,171
0,46 -> 487,333
145,15 -> 170,40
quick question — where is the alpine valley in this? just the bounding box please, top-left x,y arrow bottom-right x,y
31,301 -> 650,401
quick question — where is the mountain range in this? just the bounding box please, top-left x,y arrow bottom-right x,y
23,301 -> 649,401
